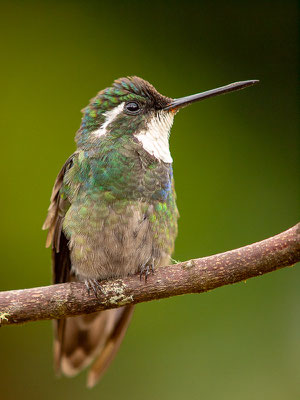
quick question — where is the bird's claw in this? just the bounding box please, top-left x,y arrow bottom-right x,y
139,260 -> 155,282
84,279 -> 104,300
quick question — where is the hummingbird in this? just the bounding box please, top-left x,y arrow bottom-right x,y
43,76 -> 257,387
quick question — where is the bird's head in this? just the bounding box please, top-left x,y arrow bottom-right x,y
76,76 -> 258,163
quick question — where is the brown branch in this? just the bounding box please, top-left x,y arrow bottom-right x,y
0,223 -> 299,326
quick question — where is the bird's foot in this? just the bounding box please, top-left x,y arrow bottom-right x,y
84,278 -> 104,300
139,260 -> 155,282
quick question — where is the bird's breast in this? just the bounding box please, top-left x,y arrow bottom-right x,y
63,194 -> 178,281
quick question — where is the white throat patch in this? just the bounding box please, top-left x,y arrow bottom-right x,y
92,102 -> 125,138
135,111 -> 174,163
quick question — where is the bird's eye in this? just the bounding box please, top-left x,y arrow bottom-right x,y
125,101 -> 141,114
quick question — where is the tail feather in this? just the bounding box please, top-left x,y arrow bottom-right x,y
54,306 -> 134,386
87,305 -> 134,388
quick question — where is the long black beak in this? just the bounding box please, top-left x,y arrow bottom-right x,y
164,80 -> 259,111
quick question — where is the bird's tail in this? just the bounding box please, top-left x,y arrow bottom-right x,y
54,305 -> 134,387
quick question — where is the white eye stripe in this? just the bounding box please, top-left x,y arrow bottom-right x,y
91,102 -> 125,138
135,111 -> 174,163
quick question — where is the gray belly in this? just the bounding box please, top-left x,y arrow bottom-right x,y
63,200 -> 173,280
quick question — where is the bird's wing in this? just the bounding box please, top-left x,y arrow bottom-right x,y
42,154 -> 76,373
43,153 -> 75,283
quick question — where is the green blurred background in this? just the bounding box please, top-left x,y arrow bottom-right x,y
0,1 -> 299,399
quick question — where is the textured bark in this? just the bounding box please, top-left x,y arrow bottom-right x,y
0,223 -> 299,326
